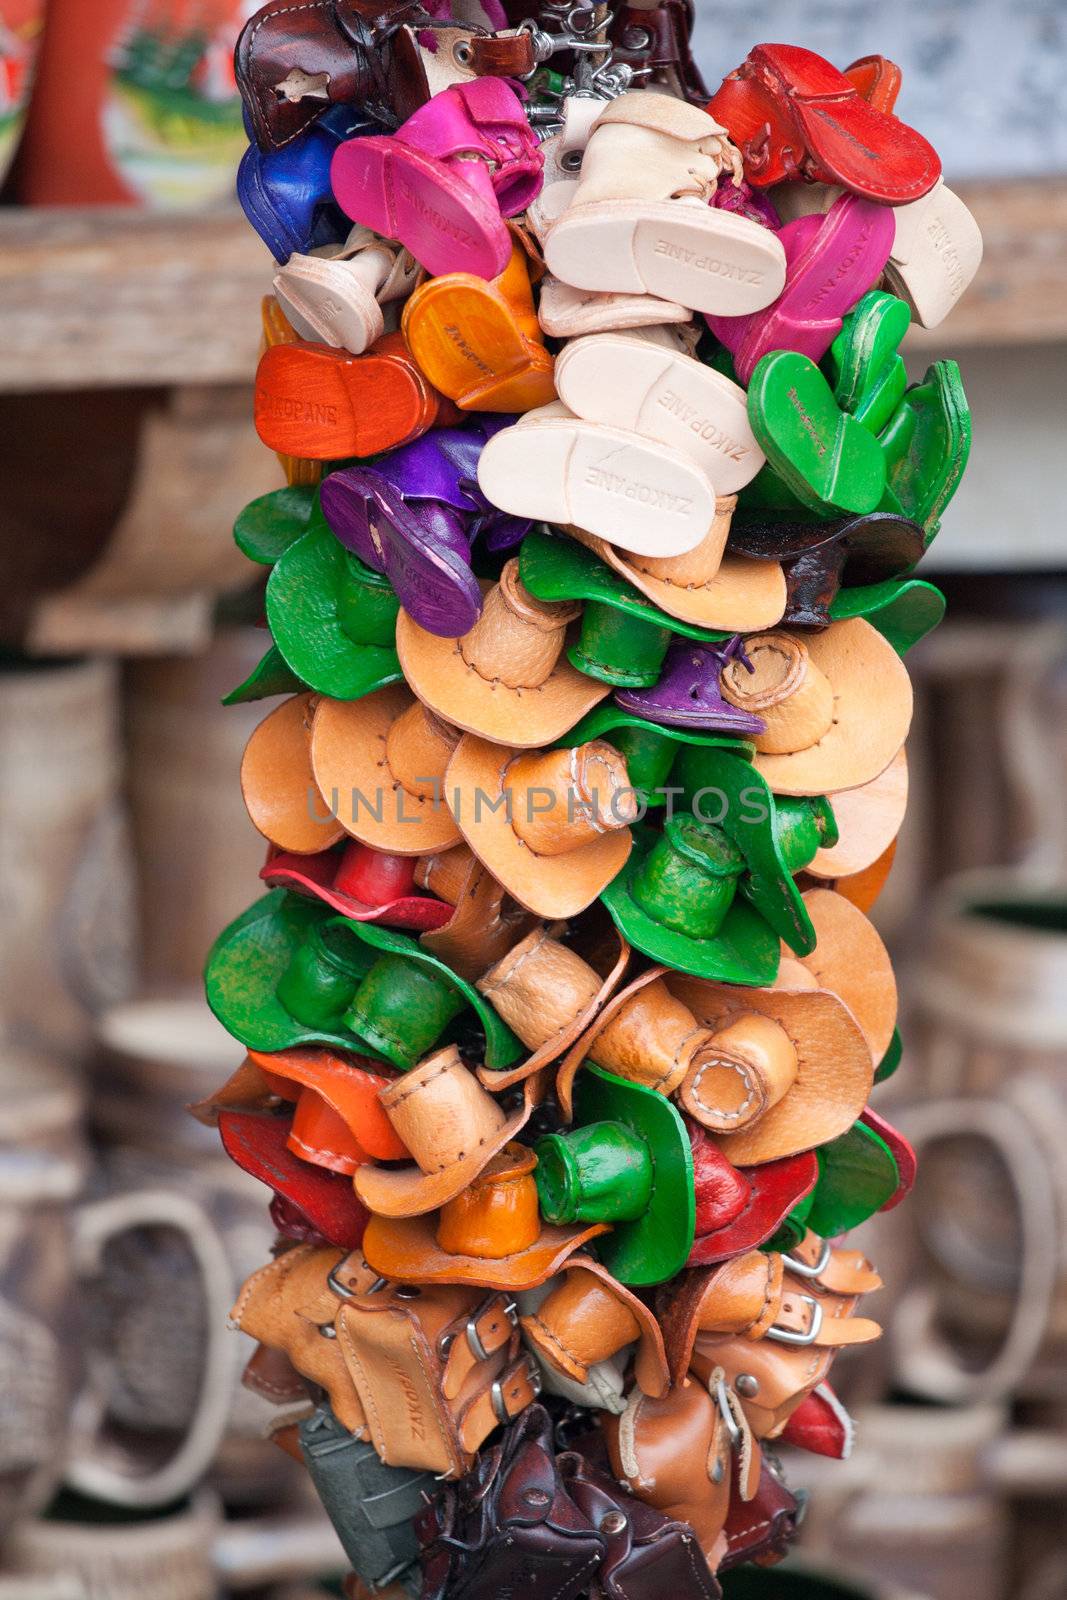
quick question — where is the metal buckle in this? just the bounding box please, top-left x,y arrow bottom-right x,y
492,1360 -> 542,1424
782,1239 -> 832,1280
710,1374 -> 742,1446
327,1263 -> 385,1299
767,1294 -> 824,1346
466,1296 -> 519,1362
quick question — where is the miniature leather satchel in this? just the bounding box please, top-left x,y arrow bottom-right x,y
334,1278 -> 541,1477
418,1405 -> 606,1600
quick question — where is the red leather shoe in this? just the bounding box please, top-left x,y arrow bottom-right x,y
708,42 -> 940,204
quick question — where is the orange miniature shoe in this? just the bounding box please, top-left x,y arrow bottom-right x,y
401,243 -> 556,413
261,296 -> 322,488
253,330 -> 453,461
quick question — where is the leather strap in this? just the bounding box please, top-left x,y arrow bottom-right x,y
469,31 -> 537,76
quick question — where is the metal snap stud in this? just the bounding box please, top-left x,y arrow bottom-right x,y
735,1373 -> 760,1397
601,1511 -> 628,1535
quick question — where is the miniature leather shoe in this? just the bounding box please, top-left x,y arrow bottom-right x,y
204,889 -> 521,1066
777,1381 -> 854,1460
265,520 -> 403,700
274,225 -> 421,354
331,78 -> 544,280
237,106 -> 376,261
844,52 -> 902,113
708,42 -> 940,203
746,350 -> 888,516
554,326 -> 766,494
878,359 -> 971,536
687,1127 -> 818,1265
236,0 -> 421,152
665,972 -> 874,1165
361,1143 -> 608,1289
309,683 -> 462,855
787,887 -> 898,1062
614,636 -> 768,732
320,422 -> 528,639
537,274 -> 693,339
401,242 -> 556,412
707,192 -> 896,385
718,620 -> 912,796
519,529 -> 780,690
672,743 -> 837,951
395,559 -> 611,747
217,1110 -> 371,1250
543,92 -> 787,316
536,1063 -> 695,1285
727,507 -> 926,630
599,816 -> 780,986
259,296 -> 325,489
474,920 -> 631,1090
260,839 -> 453,931
520,1256 -> 670,1398
826,290 -> 912,436
254,330 -> 454,461
353,1045 -> 536,1217
241,692 -> 346,855
444,735 -> 636,919
477,402 -> 717,558
884,177 -> 983,329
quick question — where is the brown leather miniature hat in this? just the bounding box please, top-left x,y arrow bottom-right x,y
565,509 -> 787,632
352,1045 -> 538,1219
807,746 -> 908,881
719,618 -> 912,796
555,965 -> 711,1121
361,1142 -> 609,1291
666,973 -> 874,1165
415,843 -> 536,982
444,735 -> 637,919
474,918 -> 631,1091
659,1249 -> 881,1387
784,888 -> 898,1060
520,1254 -> 669,1398
396,559 -> 611,748
309,681 -> 462,855
241,692 -> 345,855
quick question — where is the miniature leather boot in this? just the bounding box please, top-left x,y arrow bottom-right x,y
274,225 -> 421,354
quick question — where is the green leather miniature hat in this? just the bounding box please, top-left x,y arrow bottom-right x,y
560,704 -> 754,808
599,820 -> 780,985
265,520 -> 403,701
234,483 -> 319,566
826,290 -> 911,437
535,1064 -> 695,1286
829,576 -> 946,656
878,359 -> 971,537
519,529 -> 729,689
803,1118 -> 900,1238
204,889 -> 521,1069
672,744 -> 837,955
223,643 -> 306,707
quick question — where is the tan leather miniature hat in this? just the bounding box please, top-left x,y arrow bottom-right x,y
474,919 -> 631,1090
396,559 -> 610,748
565,515 -> 787,632
519,1254 -> 670,1398
666,972 -> 874,1165
309,682 -> 462,855
361,1142 -> 609,1291
781,887 -> 898,1061
241,692 -> 345,855
807,746 -> 908,881
353,1044 -> 537,1218
415,842 -> 535,981
719,618 -> 912,796
555,965 -> 711,1121
444,734 -> 637,919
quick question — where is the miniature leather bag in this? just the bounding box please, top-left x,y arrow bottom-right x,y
331,1273 -> 540,1478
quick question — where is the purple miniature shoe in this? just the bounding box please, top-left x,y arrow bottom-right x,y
615,637 -> 767,732
319,420 -> 529,639
708,192 -> 896,385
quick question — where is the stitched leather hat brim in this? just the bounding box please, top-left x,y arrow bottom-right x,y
555,966 -> 669,1122
747,617 -> 913,797
261,848 -> 453,930
667,976 -> 875,1166
241,693 -> 346,855
310,684 -> 462,855
218,1109 -> 369,1252
444,734 -> 633,921
396,597 -> 611,750
796,887 -> 898,1060
245,1046 -> 407,1161
360,1211 -> 609,1289
807,746 -> 908,880
687,1149 -> 819,1266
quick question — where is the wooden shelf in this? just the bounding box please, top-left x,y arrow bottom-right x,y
0,178 -> 1065,392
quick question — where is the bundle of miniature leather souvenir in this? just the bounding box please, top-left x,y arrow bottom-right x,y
203,6 -> 980,1594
